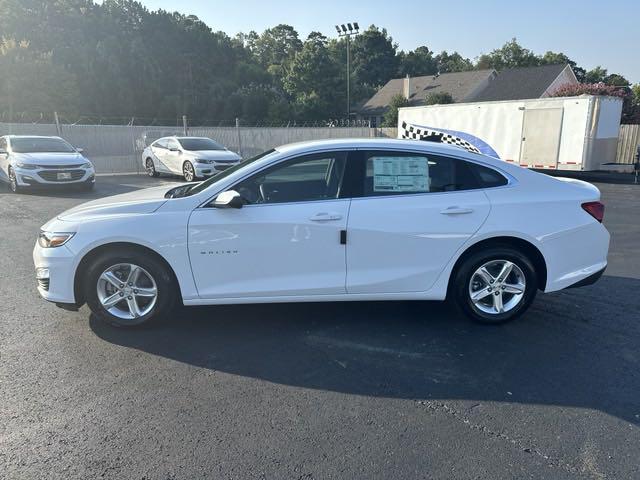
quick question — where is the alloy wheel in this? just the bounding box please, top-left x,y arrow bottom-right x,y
8,167 -> 18,192
145,158 -> 156,177
96,263 -> 158,320
183,162 -> 194,182
468,260 -> 526,315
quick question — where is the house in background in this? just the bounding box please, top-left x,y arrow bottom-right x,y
357,64 -> 578,126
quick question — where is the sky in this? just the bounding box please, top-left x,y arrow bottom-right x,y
130,0 -> 639,83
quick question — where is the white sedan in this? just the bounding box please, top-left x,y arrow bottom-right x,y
0,135 -> 95,193
34,139 -> 609,327
142,136 -> 241,181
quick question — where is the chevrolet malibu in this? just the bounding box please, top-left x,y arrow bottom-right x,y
1,135 -> 95,193
34,139 -> 609,327
142,136 -> 241,181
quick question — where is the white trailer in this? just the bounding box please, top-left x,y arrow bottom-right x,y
398,95 -> 623,171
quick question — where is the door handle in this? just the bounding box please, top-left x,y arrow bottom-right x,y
309,212 -> 343,221
440,206 -> 474,215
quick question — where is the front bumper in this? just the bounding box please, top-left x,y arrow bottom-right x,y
33,241 -> 78,304
15,166 -> 95,187
195,162 -> 238,178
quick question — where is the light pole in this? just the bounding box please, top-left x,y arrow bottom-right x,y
335,22 -> 359,120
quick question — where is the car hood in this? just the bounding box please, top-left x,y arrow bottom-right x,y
186,150 -> 241,162
12,152 -> 87,166
56,184 -> 171,222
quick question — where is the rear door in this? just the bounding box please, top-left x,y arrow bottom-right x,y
519,108 -> 564,168
345,150 -> 491,294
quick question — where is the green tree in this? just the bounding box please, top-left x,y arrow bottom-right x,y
584,66 -> 608,84
351,25 -> 399,93
434,51 -> 473,73
381,93 -> 409,127
397,46 -> 437,76
476,38 -> 539,70
283,32 -> 342,120
425,92 -> 454,105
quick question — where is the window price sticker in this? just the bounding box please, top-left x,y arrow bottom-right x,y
372,157 -> 429,192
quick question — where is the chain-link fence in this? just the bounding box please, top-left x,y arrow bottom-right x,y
0,122 -> 398,174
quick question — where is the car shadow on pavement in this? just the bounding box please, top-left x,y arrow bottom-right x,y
90,274 -> 640,424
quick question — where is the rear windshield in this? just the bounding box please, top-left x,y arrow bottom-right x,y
10,137 -> 75,153
178,138 -> 225,151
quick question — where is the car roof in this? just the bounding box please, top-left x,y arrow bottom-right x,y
3,135 -> 65,140
275,138 -> 478,157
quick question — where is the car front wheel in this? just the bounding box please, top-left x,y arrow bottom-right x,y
84,250 -> 176,327
451,247 -> 538,324
183,161 -> 196,182
145,158 -> 159,177
8,167 -> 21,193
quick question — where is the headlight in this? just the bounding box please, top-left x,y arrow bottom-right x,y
38,231 -> 75,248
15,162 -> 38,170
195,159 -> 211,164
81,162 -> 93,169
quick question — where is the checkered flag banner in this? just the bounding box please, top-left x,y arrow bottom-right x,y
401,121 -> 480,153
400,122 -> 500,158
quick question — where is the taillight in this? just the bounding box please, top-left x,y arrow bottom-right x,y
582,201 -> 604,222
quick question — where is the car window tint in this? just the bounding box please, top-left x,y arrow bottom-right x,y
362,152 -> 481,196
235,152 -> 347,205
468,163 -> 509,188
154,139 -> 167,149
167,139 -> 180,150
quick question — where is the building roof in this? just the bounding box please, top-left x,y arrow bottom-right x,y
358,70 -> 496,116
358,64 -> 573,116
467,64 -> 569,102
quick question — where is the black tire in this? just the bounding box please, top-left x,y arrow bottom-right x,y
182,161 -> 196,182
145,158 -> 159,177
84,249 -> 176,328
450,246 -> 538,324
8,167 -> 21,193
80,181 -> 95,192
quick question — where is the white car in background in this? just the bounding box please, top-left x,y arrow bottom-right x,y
0,135 -> 95,193
142,136 -> 241,181
34,138 -> 609,328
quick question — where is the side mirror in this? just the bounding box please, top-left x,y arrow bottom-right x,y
75,147 -> 84,154
213,190 -> 244,209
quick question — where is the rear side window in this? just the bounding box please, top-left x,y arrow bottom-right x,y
153,139 -> 167,149
361,151 -> 480,196
468,163 -> 509,188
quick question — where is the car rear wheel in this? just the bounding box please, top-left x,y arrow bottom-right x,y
451,247 -> 538,324
84,250 -> 176,327
8,167 -> 21,193
145,158 -> 159,177
183,161 -> 196,182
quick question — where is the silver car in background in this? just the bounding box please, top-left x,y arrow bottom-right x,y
142,136 -> 242,181
0,135 -> 96,193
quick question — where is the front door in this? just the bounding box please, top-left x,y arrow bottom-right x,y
188,151 -> 350,298
346,150 -> 491,294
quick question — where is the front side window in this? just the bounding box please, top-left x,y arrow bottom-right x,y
234,152 -> 347,205
153,139 -> 167,149
166,138 -> 180,151
10,137 -> 75,154
0,138 -> 7,151
362,151 -> 483,196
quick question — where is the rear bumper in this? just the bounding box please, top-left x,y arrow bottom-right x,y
565,266 -> 606,289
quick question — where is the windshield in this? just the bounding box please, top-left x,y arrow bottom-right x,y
179,149 -> 277,198
10,137 -> 76,154
178,138 -> 225,151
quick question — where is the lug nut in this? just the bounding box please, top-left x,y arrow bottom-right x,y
133,289 -> 138,294
127,296 -> 132,300
494,292 -> 500,296
119,292 -> 124,297
119,284 -> 124,288
128,282 -> 133,286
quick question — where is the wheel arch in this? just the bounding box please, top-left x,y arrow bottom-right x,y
74,242 -> 182,306
447,236 -> 548,294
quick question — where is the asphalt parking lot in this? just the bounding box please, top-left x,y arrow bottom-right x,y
1,175 -> 639,479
